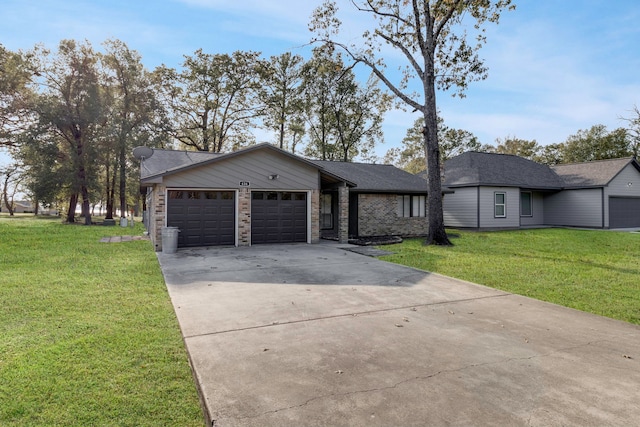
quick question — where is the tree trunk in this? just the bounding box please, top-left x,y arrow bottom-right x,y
66,193 -> 78,223
119,144 -> 126,218
76,149 -> 91,225
2,174 -> 13,216
422,70 -> 451,246
105,161 -> 116,219
279,111 -> 286,149
81,183 -> 91,225
3,194 -> 14,216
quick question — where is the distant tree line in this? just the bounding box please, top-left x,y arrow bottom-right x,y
0,40 -> 390,221
3,38 -> 639,222
386,116 -> 640,174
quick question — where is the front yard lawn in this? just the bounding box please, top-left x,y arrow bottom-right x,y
0,216 -> 203,426
380,228 -> 640,325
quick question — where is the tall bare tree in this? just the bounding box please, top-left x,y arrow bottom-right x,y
311,0 -> 515,244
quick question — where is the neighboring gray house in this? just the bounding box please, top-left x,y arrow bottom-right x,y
442,152 -> 640,229
140,143 -> 427,251
0,200 -> 35,214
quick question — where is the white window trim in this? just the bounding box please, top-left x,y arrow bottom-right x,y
494,192 -> 506,218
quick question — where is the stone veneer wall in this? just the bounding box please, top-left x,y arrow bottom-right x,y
357,193 -> 428,237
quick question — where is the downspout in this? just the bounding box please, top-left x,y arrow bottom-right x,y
601,187 -> 605,228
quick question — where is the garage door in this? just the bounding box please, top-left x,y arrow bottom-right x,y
609,197 -> 640,228
167,190 -> 235,247
251,191 -> 307,244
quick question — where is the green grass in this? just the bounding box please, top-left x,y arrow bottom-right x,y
380,228 -> 640,325
0,216 -> 203,426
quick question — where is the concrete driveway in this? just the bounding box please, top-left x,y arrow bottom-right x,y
157,242 -> 640,427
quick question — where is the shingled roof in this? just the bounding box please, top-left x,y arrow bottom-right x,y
552,157 -> 640,188
443,152 -> 564,189
138,144 -> 424,192
312,160 -> 428,193
140,149 -> 221,180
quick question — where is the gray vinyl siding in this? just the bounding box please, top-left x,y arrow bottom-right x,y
520,191 -> 545,226
162,149 -> 319,190
603,164 -> 640,227
479,187 -> 520,228
443,187 -> 478,227
543,188 -> 603,227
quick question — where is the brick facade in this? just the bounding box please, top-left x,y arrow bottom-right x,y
310,189 -> 320,243
338,185 -> 349,243
357,193 -> 428,237
148,186 -> 321,250
148,185 -> 166,251
238,188 -> 251,245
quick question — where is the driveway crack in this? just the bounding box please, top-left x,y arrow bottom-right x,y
215,342 -> 597,423
217,341 -> 620,420
183,293 -> 511,339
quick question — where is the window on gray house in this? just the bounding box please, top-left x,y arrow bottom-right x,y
494,192 -> 506,218
520,192 -> 532,217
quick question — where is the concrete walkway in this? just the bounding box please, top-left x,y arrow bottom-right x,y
157,243 -> 640,427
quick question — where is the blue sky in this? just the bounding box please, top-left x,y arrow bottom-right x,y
2,0 -> 639,163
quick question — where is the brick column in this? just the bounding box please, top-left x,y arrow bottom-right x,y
238,188 -> 251,246
338,185 -> 349,243
153,185 -> 166,251
310,189 -> 320,243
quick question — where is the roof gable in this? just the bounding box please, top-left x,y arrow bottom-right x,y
552,157 -> 639,188
141,143 -> 337,182
443,152 -> 564,189
138,143 -> 425,192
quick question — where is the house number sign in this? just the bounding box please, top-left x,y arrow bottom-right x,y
239,181 -> 250,187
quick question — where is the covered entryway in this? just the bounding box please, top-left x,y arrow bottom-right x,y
251,191 -> 307,244
609,197 -> 640,228
167,190 -> 235,247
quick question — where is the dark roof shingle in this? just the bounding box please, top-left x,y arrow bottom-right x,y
141,149 -> 221,180
552,158 -> 637,187
443,152 -> 564,189
312,160 -> 427,192
139,144 -> 426,192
